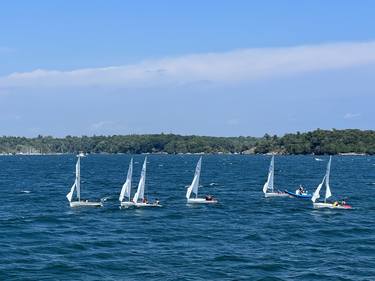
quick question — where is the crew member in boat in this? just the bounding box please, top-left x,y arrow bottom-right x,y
154,198 -> 160,205
205,195 -> 213,201
340,199 -> 347,206
142,198 -> 148,204
296,185 -> 305,195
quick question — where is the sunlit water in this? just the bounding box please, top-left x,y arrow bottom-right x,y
0,155 -> 374,280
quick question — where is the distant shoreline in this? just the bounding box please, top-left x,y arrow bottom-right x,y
0,129 -> 374,155
0,152 -> 370,157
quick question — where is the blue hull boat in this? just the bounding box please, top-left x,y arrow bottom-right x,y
284,190 -> 312,199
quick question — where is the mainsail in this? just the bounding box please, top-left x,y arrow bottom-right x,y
66,157 -> 80,202
133,157 -> 147,203
119,158 -> 133,202
311,156 -> 333,203
186,157 -> 202,199
325,156 -> 332,201
311,175 -> 326,203
263,156 -> 274,193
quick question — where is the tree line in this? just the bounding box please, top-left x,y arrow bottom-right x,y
0,129 -> 374,155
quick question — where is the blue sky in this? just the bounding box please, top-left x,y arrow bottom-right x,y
1,1 -> 375,136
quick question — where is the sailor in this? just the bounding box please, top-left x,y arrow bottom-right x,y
296,185 -> 304,195
205,195 -> 213,201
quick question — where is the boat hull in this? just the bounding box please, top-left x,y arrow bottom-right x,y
187,198 -> 218,204
70,201 -> 103,207
313,202 -> 352,209
120,201 -> 135,208
134,202 -> 162,208
264,192 -> 288,198
284,190 -> 312,199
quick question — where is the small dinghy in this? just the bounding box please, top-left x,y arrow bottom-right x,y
66,155 -> 103,208
284,185 -> 312,199
132,157 -> 162,208
263,156 -> 288,197
311,156 -> 352,209
119,158 -> 135,208
186,157 -> 218,204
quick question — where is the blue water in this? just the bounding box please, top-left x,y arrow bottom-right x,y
0,155 -> 374,280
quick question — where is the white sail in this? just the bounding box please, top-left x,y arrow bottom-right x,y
133,157 -> 147,203
325,156 -> 332,201
67,157 -> 80,202
66,180 -> 76,202
119,158 -> 133,202
76,157 -> 81,201
186,157 -> 202,199
311,175 -> 326,203
263,156 -> 274,193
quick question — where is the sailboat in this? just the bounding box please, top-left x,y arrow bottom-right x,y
66,155 -> 103,207
311,156 -> 352,209
132,157 -> 161,207
119,158 -> 135,208
186,157 -> 218,204
262,156 -> 288,197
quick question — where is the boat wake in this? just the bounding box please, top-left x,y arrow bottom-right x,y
21,190 -> 31,194
315,158 -> 324,161
101,196 -> 112,202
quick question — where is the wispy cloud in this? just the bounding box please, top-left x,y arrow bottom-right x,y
2,41 -> 375,88
344,113 -> 361,119
90,121 -> 115,131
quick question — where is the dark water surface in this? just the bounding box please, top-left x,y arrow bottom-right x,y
0,155 -> 374,280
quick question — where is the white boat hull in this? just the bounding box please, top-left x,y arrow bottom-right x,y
134,202 -> 162,208
264,192 -> 288,198
187,198 -> 218,204
313,202 -> 352,209
120,201 -> 135,208
69,201 -> 103,207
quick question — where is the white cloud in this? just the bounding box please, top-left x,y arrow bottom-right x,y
90,121 -> 114,130
344,113 -> 361,119
2,41 -> 375,88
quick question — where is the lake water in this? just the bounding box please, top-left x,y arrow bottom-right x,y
0,155 -> 374,280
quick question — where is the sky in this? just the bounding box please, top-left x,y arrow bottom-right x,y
1,0 -> 375,137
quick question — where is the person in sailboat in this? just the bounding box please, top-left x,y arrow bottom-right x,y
154,198 -> 160,205
296,185 -> 305,195
142,198 -> 148,204
205,195 -> 214,201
